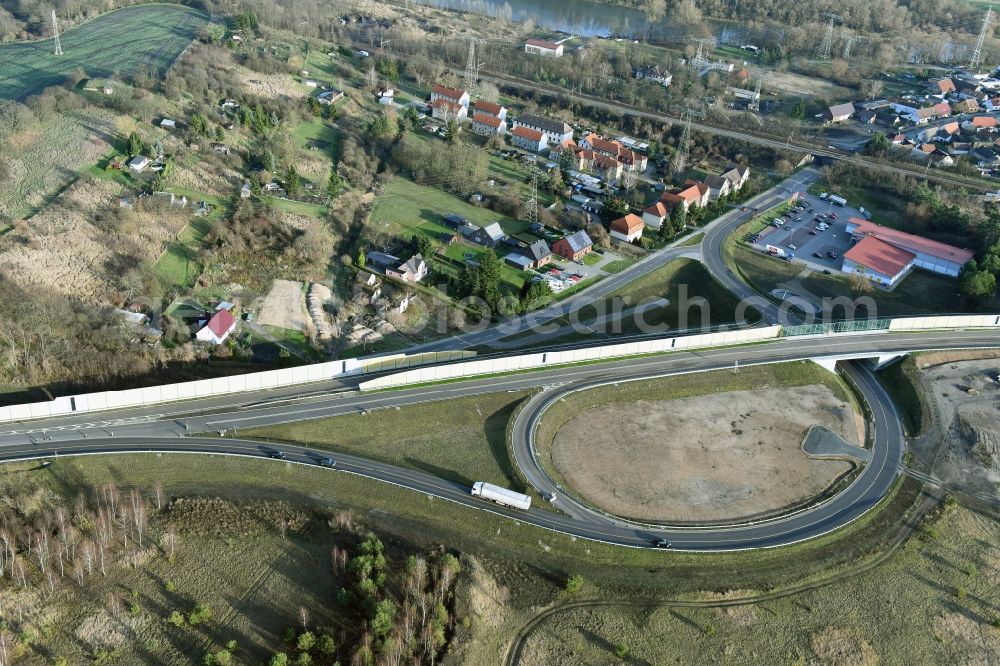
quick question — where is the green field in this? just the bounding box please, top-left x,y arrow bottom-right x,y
242,390 -> 533,494
0,5 -> 207,99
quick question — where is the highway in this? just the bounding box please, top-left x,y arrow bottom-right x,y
4,328 -> 1000,550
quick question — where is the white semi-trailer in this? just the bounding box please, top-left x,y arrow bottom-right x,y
829,195 -> 847,207
470,482 -> 532,510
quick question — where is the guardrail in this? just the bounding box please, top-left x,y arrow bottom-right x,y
0,350 -> 473,424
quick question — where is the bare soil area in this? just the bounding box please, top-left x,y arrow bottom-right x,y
551,385 -> 860,522
912,359 -> 1000,498
257,279 -> 309,331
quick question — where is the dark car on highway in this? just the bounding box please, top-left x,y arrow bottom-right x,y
652,538 -> 672,548
269,451 -> 287,460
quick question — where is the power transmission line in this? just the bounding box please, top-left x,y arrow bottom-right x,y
51,9 -> 63,56
816,14 -> 840,60
969,5 -> 994,70
521,168 -> 539,226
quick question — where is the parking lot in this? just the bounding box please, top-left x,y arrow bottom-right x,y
748,192 -> 868,272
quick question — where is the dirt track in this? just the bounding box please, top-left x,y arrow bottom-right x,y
551,385 -> 860,522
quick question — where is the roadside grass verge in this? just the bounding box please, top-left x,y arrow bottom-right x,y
241,391 -> 532,494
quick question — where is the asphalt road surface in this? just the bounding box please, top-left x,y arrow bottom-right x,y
5,328 -> 1000,550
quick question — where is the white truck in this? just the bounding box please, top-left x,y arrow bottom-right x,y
829,195 -> 847,207
471,482 -> 532,510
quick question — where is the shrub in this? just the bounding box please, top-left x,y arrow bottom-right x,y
614,642 -> 630,659
705,624 -> 717,637
296,631 -> 315,653
189,603 -> 213,626
269,653 -> 289,666
168,611 -> 186,627
564,575 -> 584,594
165,580 -> 177,593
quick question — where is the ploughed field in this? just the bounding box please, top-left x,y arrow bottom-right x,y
551,385 -> 863,523
0,5 -> 207,100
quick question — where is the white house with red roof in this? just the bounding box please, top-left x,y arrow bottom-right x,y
845,218 -> 973,278
610,214 -> 645,242
524,38 -> 563,57
195,309 -> 238,345
474,100 -> 507,121
431,98 -> 468,122
510,125 -> 547,152
430,84 -> 469,108
642,201 -> 671,229
471,112 -> 506,136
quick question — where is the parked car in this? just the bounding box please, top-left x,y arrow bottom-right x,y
812,252 -> 822,258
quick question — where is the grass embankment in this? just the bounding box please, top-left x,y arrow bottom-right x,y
242,391 -> 531,492
532,361 -> 857,495
510,499 -> 998,666
570,258 -> 756,334
877,356 -> 930,436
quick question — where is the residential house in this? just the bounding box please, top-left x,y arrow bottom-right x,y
722,164 -> 750,191
240,182 -> 252,198
825,102 -> 855,123
962,115 -> 998,131
610,214 -> 645,242
953,98 -> 979,114
524,38 -> 563,57
195,309 -> 237,345
471,112 -> 506,136
552,230 -> 593,261
470,222 -> 506,248
510,125 -> 548,152
587,152 -> 624,181
972,146 -> 1000,167
317,88 -> 344,105
526,239 -> 552,268
160,118 -> 177,129
910,143 -> 937,160
365,251 -> 402,271
704,174 -> 731,201
928,78 -> 956,96
128,155 -> 151,172
387,254 -> 428,283
857,99 -> 890,112
634,64 -> 672,87
661,182 -> 706,211
857,109 -> 878,125
511,114 -> 574,148
474,100 -> 507,121
642,201 -> 671,229
431,84 -> 470,108
683,179 -> 711,207
578,133 -> 648,172
431,98 -> 468,122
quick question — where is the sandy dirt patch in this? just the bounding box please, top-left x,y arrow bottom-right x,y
913,359 -> 1000,497
551,385 -> 859,522
809,626 -> 879,666
257,279 -> 309,332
